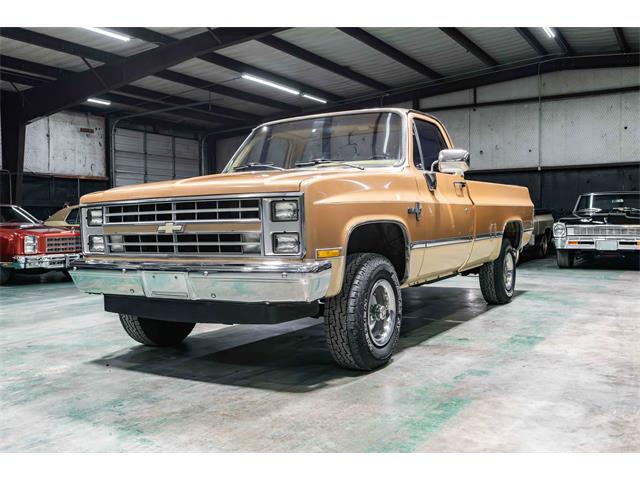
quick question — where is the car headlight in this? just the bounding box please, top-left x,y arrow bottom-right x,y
88,235 -> 105,253
24,235 -> 38,254
553,223 -> 566,238
109,235 -> 124,253
87,208 -> 103,226
272,200 -> 298,222
273,233 -> 300,254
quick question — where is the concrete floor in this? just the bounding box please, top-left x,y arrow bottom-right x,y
1,254 -> 638,452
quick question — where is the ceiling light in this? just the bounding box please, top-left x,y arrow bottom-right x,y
82,27 -> 130,42
542,27 -> 556,38
87,97 -> 111,106
302,93 -> 327,104
241,73 -> 300,95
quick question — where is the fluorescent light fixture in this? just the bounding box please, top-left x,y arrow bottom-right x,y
302,93 -> 327,104
241,73 -> 300,95
82,27 -> 130,42
87,97 -> 111,106
542,27 -> 556,38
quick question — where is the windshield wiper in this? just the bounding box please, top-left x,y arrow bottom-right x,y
575,207 -> 602,214
295,159 -> 364,170
232,162 -> 285,172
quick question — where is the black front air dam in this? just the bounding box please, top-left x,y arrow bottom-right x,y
104,295 -> 319,325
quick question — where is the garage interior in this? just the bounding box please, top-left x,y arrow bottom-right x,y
1,27 -> 639,452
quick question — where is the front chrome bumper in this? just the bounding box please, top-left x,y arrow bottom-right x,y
69,258 -> 332,303
11,253 -> 80,270
554,236 -> 640,251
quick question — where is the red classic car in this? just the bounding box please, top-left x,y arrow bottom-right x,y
0,204 -> 81,284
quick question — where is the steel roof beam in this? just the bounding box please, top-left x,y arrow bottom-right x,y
613,28 -> 630,53
551,28 -> 575,56
0,55 -> 258,124
515,28 -> 549,56
439,28 -> 499,67
257,35 -> 390,91
0,28 -> 296,118
337,27 -> 443,79
115,27 -> 341,102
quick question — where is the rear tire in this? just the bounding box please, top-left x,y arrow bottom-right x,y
536,231 -> 549,258
0,267 -> 13,285
119,314 -> 195,347
324,253 -> 402,371
479,239 -> 517,305
557,250 -> 574,268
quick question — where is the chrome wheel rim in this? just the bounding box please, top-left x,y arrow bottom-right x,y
503,252 -> 515,291
367,279 -> 396,347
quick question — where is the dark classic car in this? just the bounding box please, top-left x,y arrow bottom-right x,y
0,204 -> 81,284
553,192 -> 640,268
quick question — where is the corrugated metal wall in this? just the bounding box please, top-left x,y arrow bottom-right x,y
114,128 -> 201,187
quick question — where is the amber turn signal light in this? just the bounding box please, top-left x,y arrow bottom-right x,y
316,248 -> 341,259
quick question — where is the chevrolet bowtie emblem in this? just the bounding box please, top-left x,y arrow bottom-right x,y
157,222 -> 184,234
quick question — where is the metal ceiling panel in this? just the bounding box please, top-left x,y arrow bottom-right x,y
363,27 -> 488,78
560,28 -> 619,54
527,28 -> 565,55
460,28 -> 538,65
217,37 -> 370,97
0,36 -> 90,71
151,28 -> 208,40
27,27 -> 155,57
275,28 -> 426,89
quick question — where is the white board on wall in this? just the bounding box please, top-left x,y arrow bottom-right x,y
25,111 -> 106,177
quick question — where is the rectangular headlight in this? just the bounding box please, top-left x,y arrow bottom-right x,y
24,235 -> 38,254
273,233 -> 300,254
87,208 -> 103,226
272,200 -> 298,222
88,235 -> 105,253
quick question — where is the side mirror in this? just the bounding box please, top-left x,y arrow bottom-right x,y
433,149 -> 470,175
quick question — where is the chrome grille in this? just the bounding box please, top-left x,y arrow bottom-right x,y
46,236 -> 81,253
108,233 -> 261,255
105,199 -> 260,224
567,225 -> 640,236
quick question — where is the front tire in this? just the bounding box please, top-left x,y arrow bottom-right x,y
557,250 -> 574,268
119,314 -> 195,347
324,253 -> 402,371
479,239 -> 517,305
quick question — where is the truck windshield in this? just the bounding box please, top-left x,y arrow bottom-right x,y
0,206 -> 40,224
575,193 -> 640,213
226,112 -> 403,172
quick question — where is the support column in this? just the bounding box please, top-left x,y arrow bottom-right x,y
0,94 -> 26,205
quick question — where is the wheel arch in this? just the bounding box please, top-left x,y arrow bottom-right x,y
343,218 -> 410,284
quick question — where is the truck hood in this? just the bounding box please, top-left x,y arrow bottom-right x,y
0,223 -> 78,237
81,169 -> 384,204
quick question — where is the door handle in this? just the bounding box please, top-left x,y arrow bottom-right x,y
454,181 -> 467,189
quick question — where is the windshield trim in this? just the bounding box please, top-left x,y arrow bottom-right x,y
223,109 -> 408,173
0,205 -> 40,225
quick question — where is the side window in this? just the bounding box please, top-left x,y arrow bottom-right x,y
413,119 -> 447,170
66,208 -> 80,225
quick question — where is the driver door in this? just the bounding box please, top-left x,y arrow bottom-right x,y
411,116 -> 474,278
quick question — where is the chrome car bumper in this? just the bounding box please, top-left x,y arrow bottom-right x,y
69,258 -> 332,303
554,236 -> 640,251
11,253 -> 80,270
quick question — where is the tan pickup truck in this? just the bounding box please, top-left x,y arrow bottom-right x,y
71,108 -> 533,370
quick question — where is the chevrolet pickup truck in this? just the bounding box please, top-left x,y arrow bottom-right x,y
70,108 -> 533,370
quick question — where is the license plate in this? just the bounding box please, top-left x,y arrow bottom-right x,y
142,272 -> 190,299
596,240 -> 618,251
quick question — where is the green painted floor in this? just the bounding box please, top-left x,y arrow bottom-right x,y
1,255 -> 638,452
